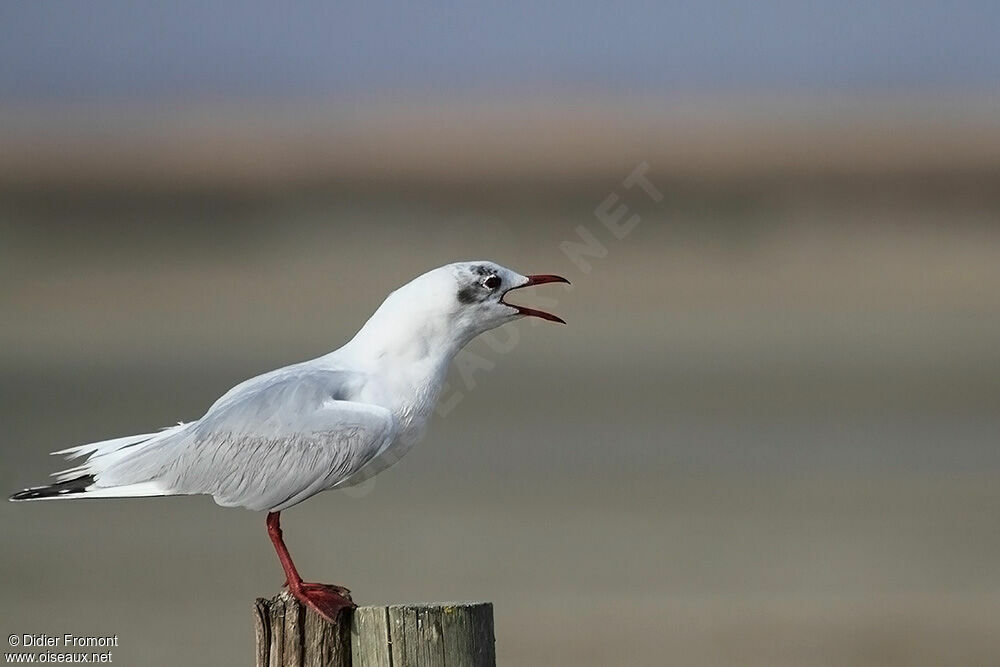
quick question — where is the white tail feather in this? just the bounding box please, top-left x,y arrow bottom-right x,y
52,432 -> 159,459
14,480 -> 171,501
49,424 -> 187,484
77,481 -> 170,498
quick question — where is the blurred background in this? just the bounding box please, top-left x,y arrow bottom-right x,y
2,2 -> 999,666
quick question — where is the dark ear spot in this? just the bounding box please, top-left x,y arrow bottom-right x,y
457,285 -> 480,304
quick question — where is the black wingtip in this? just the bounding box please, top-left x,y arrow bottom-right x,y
10,475 -> 95,501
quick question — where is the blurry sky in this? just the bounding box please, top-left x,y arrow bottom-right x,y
2,1 -> 1000,102
3,5 -> 1000,667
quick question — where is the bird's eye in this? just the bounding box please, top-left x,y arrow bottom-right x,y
483,275 -> 501,290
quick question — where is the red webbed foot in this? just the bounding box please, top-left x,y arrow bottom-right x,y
287,581 -> 356,622
267,512 -> 356,622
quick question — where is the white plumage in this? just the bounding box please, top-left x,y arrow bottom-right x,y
12,261 -> 568,512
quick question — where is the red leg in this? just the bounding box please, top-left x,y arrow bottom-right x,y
266,511 -> 355,621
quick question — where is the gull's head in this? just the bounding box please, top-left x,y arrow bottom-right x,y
357,261 -> 569,356
448,261 -> 569,331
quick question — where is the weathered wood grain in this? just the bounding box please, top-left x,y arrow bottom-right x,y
350,606 -> 391,667
256,593 -> 495,667
254,591 -> 352,667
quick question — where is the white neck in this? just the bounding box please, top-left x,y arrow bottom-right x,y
334,276 -> 477,374
329,284 -> 474,442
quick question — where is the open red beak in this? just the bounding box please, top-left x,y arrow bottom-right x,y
501,274 -> 570,324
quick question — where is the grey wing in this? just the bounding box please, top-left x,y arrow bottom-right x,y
100,369 -> 397,511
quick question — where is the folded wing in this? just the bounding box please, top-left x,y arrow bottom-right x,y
88,368 -> 397,511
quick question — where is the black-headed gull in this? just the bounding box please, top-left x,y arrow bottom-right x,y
11,261 -> 569,620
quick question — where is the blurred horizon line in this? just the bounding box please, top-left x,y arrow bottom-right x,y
2,92 -> 1000,191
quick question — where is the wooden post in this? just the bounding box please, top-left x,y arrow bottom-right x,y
254,591 -> 496,667
254,591 -> 352,667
